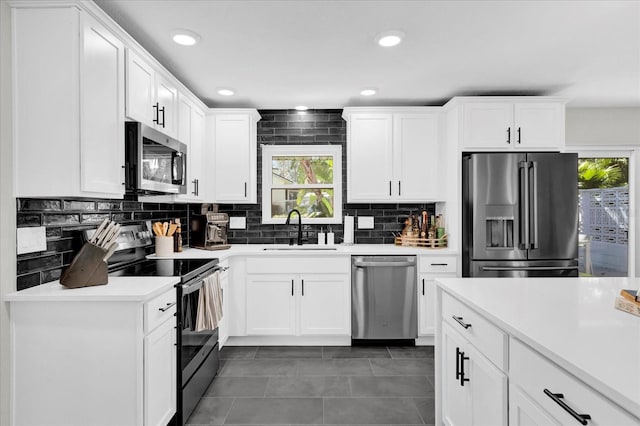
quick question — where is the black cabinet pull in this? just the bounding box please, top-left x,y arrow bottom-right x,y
196,179 -> 199,196
244,182 -> 247,198
507,127 -> 511,144
160,106 -> 166,128
517,127 -> 521,144
302,279 -> 304,296
459,351 -> 469,386
152,102 -> 159,124
430,263 -> 448,266
389,181 -> 392,196
398,181 -> 401,196
452,315 -> 472,329
455,347 -> 461,381
422,279 -> 425,296
291,279 -> 294,296
543,389 -> 591,425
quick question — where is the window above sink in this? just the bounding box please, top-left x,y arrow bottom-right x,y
261,145 -> 342,225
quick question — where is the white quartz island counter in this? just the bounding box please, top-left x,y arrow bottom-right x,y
436,277 -> 640,421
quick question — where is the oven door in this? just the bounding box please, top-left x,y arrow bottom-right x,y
177,272 -> 220,425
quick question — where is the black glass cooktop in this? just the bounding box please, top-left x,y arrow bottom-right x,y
110,258 -> 218,282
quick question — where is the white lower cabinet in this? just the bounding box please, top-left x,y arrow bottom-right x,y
9,288 -> 177,426
442,322 -> 507,426
246,273 -> 350,336
144,314 -> 177,426
242,257 -> 351,339
418,256 -> 457,337
246,274 -> 297,335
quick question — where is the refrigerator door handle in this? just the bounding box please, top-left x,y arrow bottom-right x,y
519,161 -> 530,250
482,266 -> 579,272
530,161 -> 539,249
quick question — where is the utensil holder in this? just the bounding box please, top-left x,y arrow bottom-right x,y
155,236 -> 174,257
60,243 -> 108,288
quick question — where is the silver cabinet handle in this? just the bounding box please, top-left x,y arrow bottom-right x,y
482,266 -> 579,272
530,161 -> 538,249
159,302 -> 176,312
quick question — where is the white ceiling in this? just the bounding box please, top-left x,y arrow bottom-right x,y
94,0 -> 640,109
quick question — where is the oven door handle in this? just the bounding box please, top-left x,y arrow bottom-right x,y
179,268 -> 221,295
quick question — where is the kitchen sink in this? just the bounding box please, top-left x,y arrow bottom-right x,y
263,246 -> 338,251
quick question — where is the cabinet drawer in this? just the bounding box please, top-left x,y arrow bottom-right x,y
246,256 -> 349,274
442,292 -> 507,370
419,256 -> 457,274
145,289 -> 177,334
510,338 -> 638,425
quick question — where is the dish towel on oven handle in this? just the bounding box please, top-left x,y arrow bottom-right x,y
195,271 -> 223,331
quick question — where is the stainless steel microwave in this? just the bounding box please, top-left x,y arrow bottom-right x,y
125,122 -> 187,194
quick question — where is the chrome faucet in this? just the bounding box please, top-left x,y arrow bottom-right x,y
285,209 -> 303,246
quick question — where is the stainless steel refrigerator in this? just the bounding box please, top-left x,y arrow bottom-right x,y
462,152 -> 579,277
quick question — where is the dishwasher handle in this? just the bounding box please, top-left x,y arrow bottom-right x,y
353,261 -> 416,268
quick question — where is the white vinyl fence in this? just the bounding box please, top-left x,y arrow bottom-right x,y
578,186 -> 628,276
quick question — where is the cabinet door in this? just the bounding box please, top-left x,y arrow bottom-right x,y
299,274 -> 350,335
80,13 -> 125,196
462,103 -> 514,150
347,114 -> 394,202
246,275 -> 296,335
177,94 -> 192,145
514,103 -> 564,150
442,323 -> 471,426
144,318 -> 176,426
418,276 -> 436,336
126,49 -> 155,126
509,385 -> 561,426
214,114 -> 255,203
466,341 -> 508,425
155,73 -> 178,138
218,265 -> 229,347
190,107 -> 206,200
394,113 -> 441,201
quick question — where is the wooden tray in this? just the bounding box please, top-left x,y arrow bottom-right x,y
394,234 -> 448,248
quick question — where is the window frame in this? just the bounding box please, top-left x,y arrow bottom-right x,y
261,144 -> 342,225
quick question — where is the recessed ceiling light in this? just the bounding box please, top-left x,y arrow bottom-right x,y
170,29 -> 201,46
375,30 -> 404,47
360,88 -> 377,96
217,88 -> 235,96
295,105 -> 308,111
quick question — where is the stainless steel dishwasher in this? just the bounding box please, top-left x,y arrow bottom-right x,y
351,256 -> 417,340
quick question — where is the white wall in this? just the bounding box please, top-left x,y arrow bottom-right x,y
0,0 -> 15,423
566,107 -> 640,146
566,107 -> 640,277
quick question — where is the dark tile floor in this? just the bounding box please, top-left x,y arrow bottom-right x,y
187,345 -> 435,426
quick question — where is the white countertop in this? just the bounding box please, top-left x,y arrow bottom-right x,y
150,244 -> 458,261
4,276 -> 180,302
436,277 -> 640,419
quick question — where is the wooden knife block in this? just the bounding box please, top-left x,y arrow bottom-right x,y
60,243 -> 108,288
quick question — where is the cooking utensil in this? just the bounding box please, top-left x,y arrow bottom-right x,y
167,223 -> 178,237
152,222 -> 163,237
162,222 -> 169,236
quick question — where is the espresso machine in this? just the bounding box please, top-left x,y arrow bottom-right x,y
190,212 -> 230,250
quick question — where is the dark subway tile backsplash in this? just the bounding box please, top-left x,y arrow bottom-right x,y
16,196 -> 189,288
211,109 -> 435,246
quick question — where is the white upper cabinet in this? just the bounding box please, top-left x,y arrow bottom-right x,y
452,98 -> 566,151
176,94 -> 206,202
126,49 -> 178,139
209,109 -> 261,204
343,108 -> 443,203
12,5 -> 125,198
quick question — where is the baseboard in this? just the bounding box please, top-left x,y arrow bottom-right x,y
225,335 -> 351,346
416,335 -> 435,346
